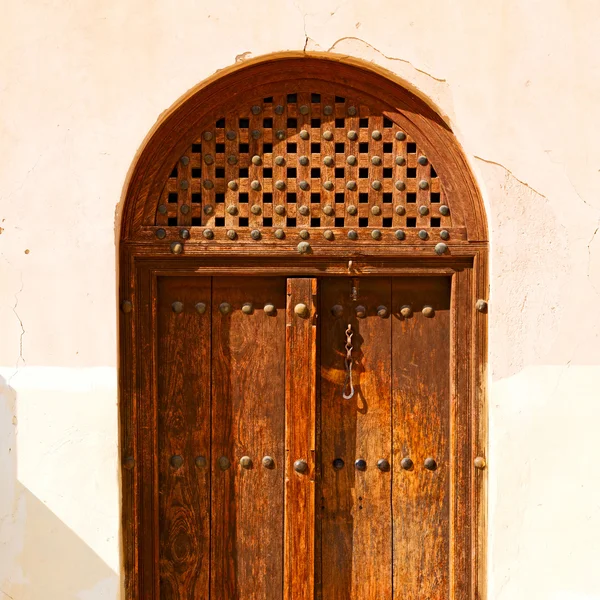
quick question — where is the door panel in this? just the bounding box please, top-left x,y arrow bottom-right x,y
211,277 -> 287,600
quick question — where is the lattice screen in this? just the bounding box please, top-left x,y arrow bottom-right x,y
154,92 -> 452,243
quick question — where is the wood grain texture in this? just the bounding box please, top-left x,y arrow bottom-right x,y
284,278 -> 317,600
157,276 -> 211,599
391,277 -> 451,599
319,277 -> 393,599
211,277 -> 286,600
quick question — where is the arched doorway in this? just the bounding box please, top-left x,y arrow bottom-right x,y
119,54 -> 488,600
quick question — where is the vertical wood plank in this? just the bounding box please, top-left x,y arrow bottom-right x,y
284,277 -> 317,600
211,277 -> 286,600
156,276 -> 211,599
392,277 -> 451,600
319,277 -> 393,600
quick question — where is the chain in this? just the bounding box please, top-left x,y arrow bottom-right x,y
342,323 -> 354,399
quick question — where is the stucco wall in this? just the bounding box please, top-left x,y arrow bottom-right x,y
1,1 -> 599,598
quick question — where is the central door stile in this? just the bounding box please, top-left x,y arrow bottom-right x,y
284,278 -> 318,600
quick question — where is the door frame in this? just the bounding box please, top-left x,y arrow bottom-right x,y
118,247 -> 488,598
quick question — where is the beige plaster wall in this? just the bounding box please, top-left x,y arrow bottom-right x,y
1,1 -> 599,598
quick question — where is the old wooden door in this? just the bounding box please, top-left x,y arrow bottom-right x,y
154,273 -> 453,599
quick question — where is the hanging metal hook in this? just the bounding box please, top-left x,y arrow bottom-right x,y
342,323 -> 355,399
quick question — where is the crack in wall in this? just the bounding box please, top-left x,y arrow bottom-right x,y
10,274 -> 25,383
474,155 -> 547,199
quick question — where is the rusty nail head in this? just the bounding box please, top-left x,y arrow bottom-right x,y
121,300 -> 133,313
295,303 -> 309,317
422,305 -> 435,318
170,241 -> 183,254
241,302 -> 253,315
170,455 -> 184,469
195,455 -> 207,468
294,459 -> 308,474
180,155 -> 189,165
395,230 -> 406,241
264,303 -> 276,315
297,241 -> 311,254
424,457 -> 437,471
240,456 -> 252,469
400,457 -> 413,470
262,456 -> 275,469
474,456 -> 487,469
323,229 -> 334,240
331,304 -> 343,317
218,456 -> 230,471
227,229 -> 237,240
377,305 -> 389,318
123,456 -> 135,470
355,305 -> 367,318
476,299 -> 488,313
435,242 -> 448,255
219,302 -> 232,315
355,459 -> 367,471
333,458 -> 345,470
172,301 -> 184,314
400,304 -> 412,318
195,302 -> 207,314
156,228 -> 166,239
377,459 -> 390,472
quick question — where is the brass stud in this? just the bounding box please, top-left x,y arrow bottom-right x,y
251,229 -> 261,240
400,457 -> 413,470
322,130 -> 333,141
400,305 -> 412,318
297,241 -> 311,254
377,305 -> 389,318
347,155 -> 357,165
275,155 -> 285,166
180,155 -> 190,166
227,155 -> 238,165
355,459 -> 367,471
204,154 -> 214,165
195,302 -> 207,314
121,300 -> 133,313
228,181 -> 238,191
348,230 -> 358,240
251,130 -> 261,140
371,155 -> 382,166
251,205 -> 261,215
419,205 -> 429,216
395,156 -> 406,166
299,229 -> 309,239
372,229 -> 382,240
323,105 -> 333,115
299,180 -> 310,191
333,458 -> 345,470
440,230 -> 450,240
203,229 -> 214,239
276,129 -> 286,140
299,104 -> 309,115
156,228 -> 166,239
295,303 -> 309,317
299,155 -> 309,166
262,456 -> 275,469
251,155 -> 262,166
240,456 -> 253,469
170,241 -> 183,254
298,206 -> 309,216
180,180 -> 189,190
395,131 -> 406,141
219,302 -> 232,315
395,180 -> 406,191
331,304 -> 343,317
299,130 -> 309,140
323,156 -> 334,166
227,205 -> 238,215
422,305 -> 435,318
435,242 -> 448,255
372,180 -> 382,191
180,205 -> 190,215
418,230 -> 428,240
226,130 -> 236,140
227,230 -> 237,240
203,180 -> 214,190
294,459 -> 308,474
347,130 -> 358,141
439,205 -> 450,216
323,229 -> 334,240
275,180 -> 286,190
371,130 -> 382,140
275,105 -> 284,115
195,456 -> 207,468
241,302 -> 253,315
275,205 -> 286,215
218,456 -> 231,471
476,299 -> 488,313
395,205 -> 406,215
348,106 -> 357,116
355,305 -> 367,318
377,459 -> 390,472
203,131 -> 213,141
395,230 -> 406,240
474,456 -> 487,469
275,229 -> 285,239
172,301 -> 184,314
158,204 -> 167,214
347,204 -> 357,215
204,205 -> 214,215
251,105 -> 261,115
371,205 -> 381,215
322,205 -> 333,216
323,181 -> 334,191
180,229 -> 190,239
170,455 -> 184,469
424,457 -> 437,471
123,456 -> 135,470
419,180 -> 429,190
418,155 -> 428,166
346,180 -> 357,191
264,303 -> 276,315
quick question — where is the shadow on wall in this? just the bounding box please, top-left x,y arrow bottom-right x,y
0,375 -> 118,600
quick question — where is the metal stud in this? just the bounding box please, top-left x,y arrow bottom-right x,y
333,458 -> 345,470
295,303 -> 309,317
347,106 -> 357,116
395,230 -> 406,240
439,205 -> 450,216
400,457 -> 413,470
322,205 -> 333,216
355,459 -> 367,471
331,304 -> 343,317
262,456 -> 275,469
348,230 -> 358,240
275,156 -> 285,166
251,229 -> 261,240
347,155 -> 357,165
419,205 -> 429,216
276,129 -> 286,140
204,154 -> 214,165
419,180 -> 429,190
180,205 -> 190,215
377,459 -> 390,472
299,229 -> 309,239
371,130 -> 382,140
323,181 -> 334,191
228,181 -> 238,191
180,229 -> 190,239
299,104 -> 309,115
347,130 -> 358,141
323,230 -> 334,240
228,155 -> 238,165
172,301 -> 184,314
400,305 -> 412,318
395,180 -> 406,191
195,455 -> 207,468
424,457 -> 437,471
275,180 -> 286,190
226,130 -> 236,140
294,459 -> 309,474
170,241 -> 183,254
377,305 -> 389,318
395,156 -> 406,166
251,205 -> 261,215
418,155 -> 429,166
158,204 -> 167,215
435,242 -> 448,255
219,302 -> 232,315
275,229 -> 285,239
264,303 -> 276,315
476,299 -> 488,313
123,456 -> 135,470
422,305 -> 435,318
203,131 -> 213,141
298,206 -> 309,216
395,131 -> 406,141
275,105 -> 284,115
251,129 -> 261,140
297,241 -> 311,254
180,180 -> 189,190
156,228 -> 166,239
440,230 -> 450,240
323,156 -> 334,166
203,229 -> 214,239
346,204 -> 358,216
372,180 -> 382,191
371,155 -> 382,166
355,305 -> 367,318
275,205 -> 286,215
474,456 -> 487,469
227,229 -> 237,240
203,180 -> 214,190
241,302 -> 253,315
323,105 -> 333,115
299,155 -> 309,166
395,205 -> 406,215
251,105 -> 261,115
121,300 -> 133,313
371,205 -> 381,216
170,455 -> 184,469
346,180 -> 357,191
218,456 -> 231,471
180,155 -> 190,166
251,155 -> 262,166
418,230 -> 428,240
240,456 -> 253,469
299,180 -> 310,191
371,229 -> 382,240
299,130 -> 309,140
195,302 -> 207,314
322,130 -> 333,141
204,205 -> 214,215
227,205 -> 238,216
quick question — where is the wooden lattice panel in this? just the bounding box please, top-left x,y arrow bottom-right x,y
153,92 -> 460,245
